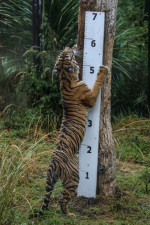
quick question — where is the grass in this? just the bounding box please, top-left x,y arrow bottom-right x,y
0,113 -> 150,225
113,115 -> 150,164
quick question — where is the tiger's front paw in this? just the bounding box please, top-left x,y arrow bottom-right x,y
97,65 -> 109,81
99,65 -> 109,75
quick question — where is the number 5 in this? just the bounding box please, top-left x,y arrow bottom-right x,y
90,67 -> 94,74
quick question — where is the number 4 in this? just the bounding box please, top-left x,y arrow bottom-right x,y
93,13 -> 97,20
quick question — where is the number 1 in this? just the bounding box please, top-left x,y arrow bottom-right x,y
86,172 -> 89,179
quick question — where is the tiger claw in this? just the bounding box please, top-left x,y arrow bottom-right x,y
99,65 -> 109,74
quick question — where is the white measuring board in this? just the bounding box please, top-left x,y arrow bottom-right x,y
77,11 -> 105,198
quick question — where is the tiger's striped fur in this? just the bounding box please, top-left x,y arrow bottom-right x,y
31,47 -> 108,217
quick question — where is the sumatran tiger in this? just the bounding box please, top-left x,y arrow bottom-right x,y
30,47 -> 108,218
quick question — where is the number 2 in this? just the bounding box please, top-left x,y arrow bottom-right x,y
93,13 -> 97,20
87,146 -> 92,153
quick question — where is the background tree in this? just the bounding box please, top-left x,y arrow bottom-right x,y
32,0 -> 42,65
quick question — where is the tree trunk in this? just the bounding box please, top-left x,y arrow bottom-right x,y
32,0 -> 42,65
77,0 -> 117,196
32,0 -> 42,47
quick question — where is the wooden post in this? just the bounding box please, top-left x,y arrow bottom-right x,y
77,0 -> 118,196
32,0 -> 42,66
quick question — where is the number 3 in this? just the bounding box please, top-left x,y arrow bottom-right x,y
88,120 -> 92,127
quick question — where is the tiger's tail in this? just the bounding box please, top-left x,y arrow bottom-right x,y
30,160 -> 59,218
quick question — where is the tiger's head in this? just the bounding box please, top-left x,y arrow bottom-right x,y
52,47 -> 79,75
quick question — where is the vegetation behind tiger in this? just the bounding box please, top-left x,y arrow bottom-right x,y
0,0 -> 149,224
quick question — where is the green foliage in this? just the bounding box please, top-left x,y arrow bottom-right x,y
45,0 -> 79,47
0,0 -> 32,49
0,0 -> 79,124
112,0 -> 148,116
0,0 -> 149,127
23,0 -> 79,117
23,15 -> 62,122
0,0 -> 32,73
1,105 -> 61,135
113,115 -> 150,164
0,0 -> 32,107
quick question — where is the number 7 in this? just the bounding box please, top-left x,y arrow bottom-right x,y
92,13 -> 97,20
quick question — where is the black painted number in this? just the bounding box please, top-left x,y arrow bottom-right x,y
91,40 -> 96,47
88,120 -> 92,127
85,172 -> 89,179
87,146 -> 92,153
93,13 -> 97,20
90,66 -> 94,74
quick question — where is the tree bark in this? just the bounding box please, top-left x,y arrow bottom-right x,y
32,0 -> 42,65
77,0 -> 117,196
32,0 -> 42,47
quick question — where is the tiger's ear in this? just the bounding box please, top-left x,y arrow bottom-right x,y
68,67 -> 74,72
52,68 -> 58,73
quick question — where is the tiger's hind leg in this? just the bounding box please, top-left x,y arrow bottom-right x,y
59,168 -> 79,216
42,169 -> 59,211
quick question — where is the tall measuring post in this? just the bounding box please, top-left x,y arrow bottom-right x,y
77,11 -> 105,198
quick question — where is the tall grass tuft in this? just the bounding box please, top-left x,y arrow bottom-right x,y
0,128 -> 56,224
0,137 -> 33,224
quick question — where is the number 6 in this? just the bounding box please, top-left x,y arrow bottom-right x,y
91,40 -> 96,47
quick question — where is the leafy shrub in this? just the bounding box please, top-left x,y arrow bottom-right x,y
23,15 -> 62,123
0,137 -> 33,224
112,1 -> 148,116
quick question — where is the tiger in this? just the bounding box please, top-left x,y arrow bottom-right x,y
30,47 -> 108,217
